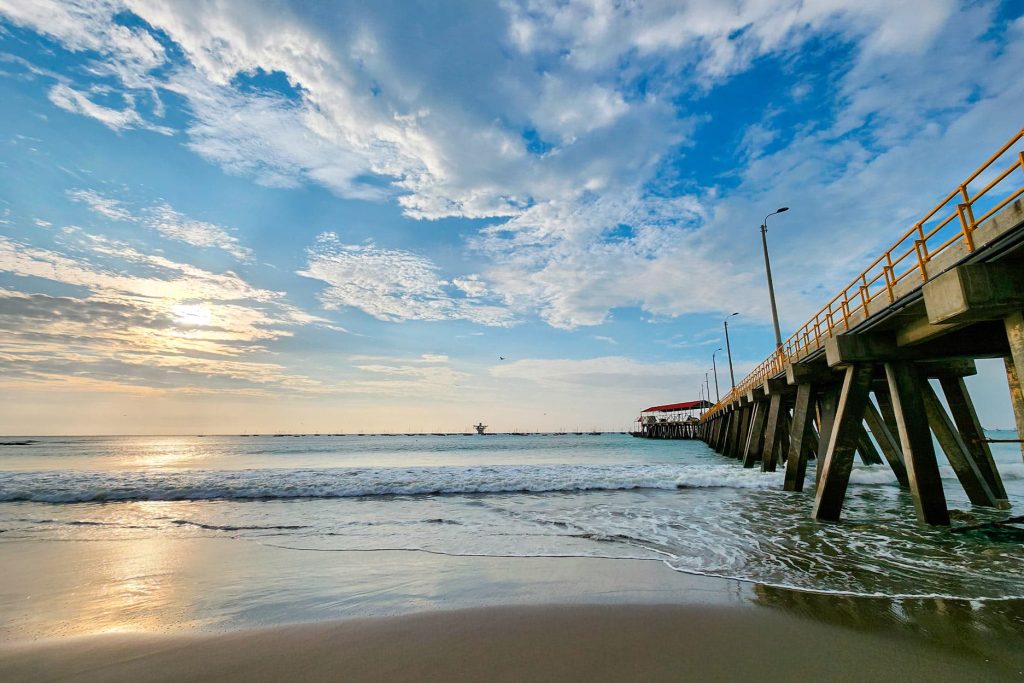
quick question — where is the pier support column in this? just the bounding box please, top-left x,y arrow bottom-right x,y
1005,310 -> 1024,459
939,375 -> 1007,501
760,393 -> 786,473
742,400 -> 767,469
863,399 -> 909,488
921,381 -> 1004,508
715,413 -> 730,453
784,382 -> 817,492
885,361 -> 949,525
724,408 -> 740,458
812,364 -> 874,522
732,404 -> 752,460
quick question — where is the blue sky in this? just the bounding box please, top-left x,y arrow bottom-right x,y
0,0 -> 1022,434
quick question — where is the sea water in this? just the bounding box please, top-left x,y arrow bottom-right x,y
1,433 -> 1022,606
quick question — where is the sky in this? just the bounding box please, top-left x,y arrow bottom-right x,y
0,0 -> 1022,435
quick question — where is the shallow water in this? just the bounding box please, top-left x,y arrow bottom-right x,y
1,433 -> 1022,603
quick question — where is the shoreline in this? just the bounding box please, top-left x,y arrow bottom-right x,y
3,603 -> 1020,682
2,539 -> 1023,680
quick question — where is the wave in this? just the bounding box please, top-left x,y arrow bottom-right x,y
0,463 -> 777,503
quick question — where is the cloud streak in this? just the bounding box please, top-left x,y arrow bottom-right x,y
298,232 -> 513,326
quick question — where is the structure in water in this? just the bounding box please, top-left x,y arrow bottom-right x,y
692,126 -> 1024,527
474,422 -> 487,434
631,401 -> 710,439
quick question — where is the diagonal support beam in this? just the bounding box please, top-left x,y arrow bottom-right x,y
863,399 -> 909,488
938,376 -> 1007,501
885,362 -> 949,525
856,425 -> 884,465
813,364 -> 874,522
921,380 -> 1003,508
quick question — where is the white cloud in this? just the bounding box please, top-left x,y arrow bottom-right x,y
451,275 -> 488,297
48,83 -> 172,135
490,355 -> 707,393
298,233 -> 513,326
67,188 -> 133,221
144,203 -> 252,262
3,0 -> 1019,337
69,188 -> 252,262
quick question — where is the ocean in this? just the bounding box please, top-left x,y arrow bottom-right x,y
1,432 -> 1023,638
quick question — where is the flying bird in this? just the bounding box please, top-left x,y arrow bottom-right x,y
499,356 -> 505,360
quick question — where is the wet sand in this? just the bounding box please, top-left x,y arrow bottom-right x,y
1,538 -> 1022,681
3,603 -> 1020,682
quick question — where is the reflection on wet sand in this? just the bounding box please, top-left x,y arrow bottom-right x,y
753,583 -> 1024,667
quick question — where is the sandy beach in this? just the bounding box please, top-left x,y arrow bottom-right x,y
2,537 -> 1023,682
3,603 -> 1021,682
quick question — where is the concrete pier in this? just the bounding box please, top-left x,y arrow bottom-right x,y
695,127 -> 1024,525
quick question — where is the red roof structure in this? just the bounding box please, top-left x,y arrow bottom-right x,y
641,400 -> 711,413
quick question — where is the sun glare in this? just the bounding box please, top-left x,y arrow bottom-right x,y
172,303 -> 213,328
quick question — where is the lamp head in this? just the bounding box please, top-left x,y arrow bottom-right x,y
777,207 -> 789,213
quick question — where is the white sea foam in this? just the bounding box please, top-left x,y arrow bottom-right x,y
848,466 -> 899,485
675,467 -> 783,489
0,463 -> 781,503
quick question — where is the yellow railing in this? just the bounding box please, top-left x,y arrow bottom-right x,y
703,126 -> 1024,420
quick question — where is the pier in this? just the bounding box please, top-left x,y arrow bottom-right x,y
696,127 -> 1024,525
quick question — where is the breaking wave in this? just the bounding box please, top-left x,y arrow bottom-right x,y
0,463 -> 787,503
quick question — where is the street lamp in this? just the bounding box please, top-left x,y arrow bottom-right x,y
705,371 -> 711,406
760,207 -> 789,350
711,347 -> 722,403
724,312 -> 739,391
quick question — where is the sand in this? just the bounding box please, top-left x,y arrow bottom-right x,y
2,603 -> 1020,682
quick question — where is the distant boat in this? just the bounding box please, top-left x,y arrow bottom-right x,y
474,422 -> 487,434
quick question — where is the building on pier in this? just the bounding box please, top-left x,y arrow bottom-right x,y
631,400 -> 712,439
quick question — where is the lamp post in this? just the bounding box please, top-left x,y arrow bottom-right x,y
705,371 -> 711,406
724,312 -> 739,391
711,348 -> 722,403
760,207 -> 789,350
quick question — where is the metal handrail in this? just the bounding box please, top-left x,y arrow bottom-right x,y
702,127 -> 1024,420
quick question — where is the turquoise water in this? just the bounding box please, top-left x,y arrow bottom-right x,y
1,433 -> 1022,602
